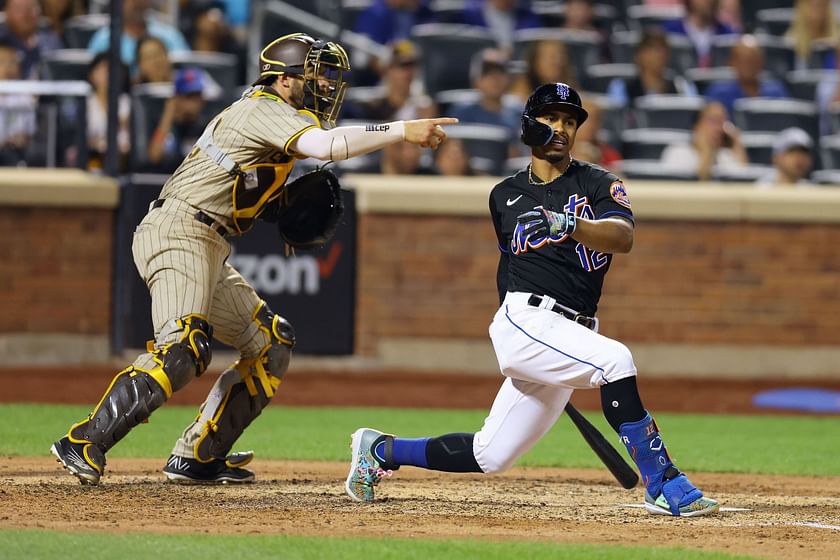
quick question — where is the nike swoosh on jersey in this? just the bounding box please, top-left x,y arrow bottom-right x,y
506,195 -> 523,206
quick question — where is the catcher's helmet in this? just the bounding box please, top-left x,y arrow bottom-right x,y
256,32 -> 350,128
520,82 -> 589,146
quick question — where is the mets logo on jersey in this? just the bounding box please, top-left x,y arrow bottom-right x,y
556,83 -> 570,100
610,181 -> 631,209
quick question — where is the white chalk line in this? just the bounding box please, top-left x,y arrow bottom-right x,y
794,522 -> 840,531
620,504 -> 752,512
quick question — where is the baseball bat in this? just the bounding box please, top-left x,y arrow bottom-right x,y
564,403 -> 639,489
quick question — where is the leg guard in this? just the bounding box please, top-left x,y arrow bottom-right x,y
177,302 -> 294,462
619,413 -> 704,515
67,314 -> 213,452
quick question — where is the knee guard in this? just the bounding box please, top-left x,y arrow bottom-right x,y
69,366 -> 168,452
191,303 -> 294,462
145,314 -> 214,395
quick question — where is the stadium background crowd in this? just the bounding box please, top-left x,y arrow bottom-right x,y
0,0 -> 838,186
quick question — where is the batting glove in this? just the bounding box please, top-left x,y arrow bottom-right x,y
517,208 -> 576,238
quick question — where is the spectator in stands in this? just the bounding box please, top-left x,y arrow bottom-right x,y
662,0 -> 737,68
660,100 -> 749,180
462,0 -> 542,53
0,39 -> 37,166
88,0 -> 190,71
352,0 -> 434,86
704,34 -> 789,118
509,39 -> 579,103
433,137 -> 476,176
355,0 -> 434,46
42,0 -> 85,45
815,40 -> 840,135
0,0 -> 63,80
450,49 -> 521,157
380,141 -> 435,174
785,0 -> 840,70
346,40 -> 436,121
135,35 -> 174,84
607,28 -> 697,107
561,0 -> 611,62
146,67 -> 207,173
573,99 -> 622,171
186,1 -> 247,86
755,127 -> 815,187
82,52 -> 131,172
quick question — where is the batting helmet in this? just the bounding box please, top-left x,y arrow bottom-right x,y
520,82 -> 589,146
255,33 -> 350,128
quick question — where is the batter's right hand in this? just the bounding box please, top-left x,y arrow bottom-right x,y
404,117 -> 458,149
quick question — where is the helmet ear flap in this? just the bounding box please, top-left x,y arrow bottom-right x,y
521,114 -> 554,146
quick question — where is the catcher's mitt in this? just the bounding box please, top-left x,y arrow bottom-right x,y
264,167 -> 344,251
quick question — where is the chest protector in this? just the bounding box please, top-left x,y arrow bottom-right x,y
196,87 -> 315,234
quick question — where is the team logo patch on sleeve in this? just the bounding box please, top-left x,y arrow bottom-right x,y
609,181 -> 631,209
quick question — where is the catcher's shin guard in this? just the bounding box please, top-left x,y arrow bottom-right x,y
67,314 -> 213,453
191,303 -> 295,462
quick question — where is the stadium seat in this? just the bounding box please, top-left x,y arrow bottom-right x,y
587,92 -> 627,146
64,14 -> 110,49
583,63 -> 637,94
818,134 -> 840,170
684,66 -> 734,95
713,164 -> 775,183
513,28 -> 603,85
741,0 -> 792,33
427,0 -> 467,24
340,0 -> 374,28
434,89 -> 479,114
170,52 -> 239,95
411,24 -> 497,95
620,128 -> 691,160
532,1 -> 618,32
617,159 -> 700,181
609,30 -> 639,65
665,33 -> 698,75
733,98 -> 819,140
625,4 -> 685,32
740,132 -> 777,165
786,69 -> 836,102
811,169 -> 840,185
633,94 -> 705,130
445,123 -> 511,176
40,49 -> 94,81
754,8 -> 794,36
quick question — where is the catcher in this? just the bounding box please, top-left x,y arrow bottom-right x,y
50,32 -> 457,485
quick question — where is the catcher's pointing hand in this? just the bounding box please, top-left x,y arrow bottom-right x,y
404,117 -> 458,150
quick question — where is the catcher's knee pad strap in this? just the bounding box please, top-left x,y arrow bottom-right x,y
69,367 -> 168,452
193,373 -> 272,462
619,412 -> 675,498
243,302 -> 295,398
147,314 -> 214,395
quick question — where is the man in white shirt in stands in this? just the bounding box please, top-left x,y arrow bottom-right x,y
755,127 -> 815,188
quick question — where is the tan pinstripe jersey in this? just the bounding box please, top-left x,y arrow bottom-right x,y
159,91 -> 318,228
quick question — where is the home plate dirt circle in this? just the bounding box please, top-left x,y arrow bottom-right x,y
2,457 -> 839,560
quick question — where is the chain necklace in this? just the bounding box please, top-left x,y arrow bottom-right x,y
528,158 -> 573,186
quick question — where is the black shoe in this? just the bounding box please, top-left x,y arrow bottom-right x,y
162,454 -> 255,484
50,436 -> 105,485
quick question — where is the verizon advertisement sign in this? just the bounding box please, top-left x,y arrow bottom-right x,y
112,176 -> 356,355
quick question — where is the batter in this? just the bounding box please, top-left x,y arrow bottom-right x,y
345,83 -> 720,517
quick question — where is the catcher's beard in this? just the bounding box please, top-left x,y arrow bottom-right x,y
288,78 -> 305,109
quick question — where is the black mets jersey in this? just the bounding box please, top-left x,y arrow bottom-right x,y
489,160 -> 634,316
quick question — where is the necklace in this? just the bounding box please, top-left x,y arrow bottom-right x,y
528,158 -> 573,186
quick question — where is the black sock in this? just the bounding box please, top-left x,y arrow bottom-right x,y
600,376 -> 646,432
425,433 -> 483,473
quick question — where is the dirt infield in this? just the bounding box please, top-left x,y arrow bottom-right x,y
2,457 -> 839,559
3,367 -> 840,559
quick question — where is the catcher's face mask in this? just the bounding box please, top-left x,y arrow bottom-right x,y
301,40 -> 350,129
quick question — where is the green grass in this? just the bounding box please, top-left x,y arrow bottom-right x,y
0,529 -> 758,560
2,403 -> 839,476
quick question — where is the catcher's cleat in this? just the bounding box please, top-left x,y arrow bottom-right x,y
50,436 -> 105,485
345,428 -> 393,502
162,454 -> 255,484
